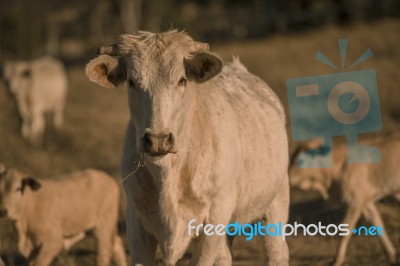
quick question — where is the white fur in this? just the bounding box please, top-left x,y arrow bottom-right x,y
86,30 -> 290,266
0,168 -> 127,266
4,56 -> 67,144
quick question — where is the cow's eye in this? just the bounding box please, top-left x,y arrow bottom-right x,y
178,77 -> 187,87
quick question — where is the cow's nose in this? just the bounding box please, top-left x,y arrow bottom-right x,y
0,209 -> 7,218
142,130 -> 176,156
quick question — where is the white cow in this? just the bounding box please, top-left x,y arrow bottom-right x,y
3,56 -> 67,144
0,165 -> 127,266
289,135 -> 400,266
86,30 -> 290,266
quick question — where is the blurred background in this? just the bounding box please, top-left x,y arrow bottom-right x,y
1,0 -> 400,265
1,0 -> 399,62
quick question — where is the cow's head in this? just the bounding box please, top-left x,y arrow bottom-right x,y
86,30 -> 222,158
289,139 -> 333,200
0,165 -> 41,220
3,61 -> 31,95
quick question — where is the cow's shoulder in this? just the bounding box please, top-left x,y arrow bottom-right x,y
214,57 -> 285,119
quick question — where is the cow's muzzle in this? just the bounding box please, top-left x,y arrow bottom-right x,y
141,129 -> 177,156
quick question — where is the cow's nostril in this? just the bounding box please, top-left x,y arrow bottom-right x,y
142,130 -> 176,155
166,133 -> 174,146
0,209 -> 7,218
159,133 -> 175,154
143,133 -> 153,151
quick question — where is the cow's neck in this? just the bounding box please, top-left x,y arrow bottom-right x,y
156,84 -> 214,251
10,190 -> 32,223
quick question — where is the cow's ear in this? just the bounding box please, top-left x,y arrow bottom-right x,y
85,54 -> 127,89
184,52 -> 222,83
21,177 -> 41,193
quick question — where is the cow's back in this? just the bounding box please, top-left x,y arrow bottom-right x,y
342,136 -> 400,202
27,169 -> 119,235
30,56 -> 67,111
201,59 -> 288,223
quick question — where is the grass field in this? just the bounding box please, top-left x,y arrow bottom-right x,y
0,18 -> 399,265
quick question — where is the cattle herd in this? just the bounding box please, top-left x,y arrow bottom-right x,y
0,30 -> 399,266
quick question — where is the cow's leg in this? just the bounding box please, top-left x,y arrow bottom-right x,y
262,178 -> 289,266
126,201 -> 157,266
53,102 -> 64,129
22,119 -> 31,140
31,237 -> 63,266
334,203 -> 363,266
363,202 -> 396,263
189,199 -> 234,266
18,237 -> 34,259
15,95 -> 31,139
30,110 -> 45,144
112,235 -> 128,266
214,236 -> 233,266
94,222 -> 115,266
188,232 -> 223,266
123,173 -> 158,266
95,233 -> 113,266
63,232 -> 85,251
190,234 -> 232,266
15,221 -> 33,258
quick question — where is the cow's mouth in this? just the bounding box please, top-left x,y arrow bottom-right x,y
143,153 -> 172,167
147,151 -> 169,157
145,153 -> 168,161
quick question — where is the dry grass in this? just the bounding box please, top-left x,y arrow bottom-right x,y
0,18 -> 400,265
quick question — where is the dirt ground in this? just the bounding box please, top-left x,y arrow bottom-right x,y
1,18 -> 400,265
